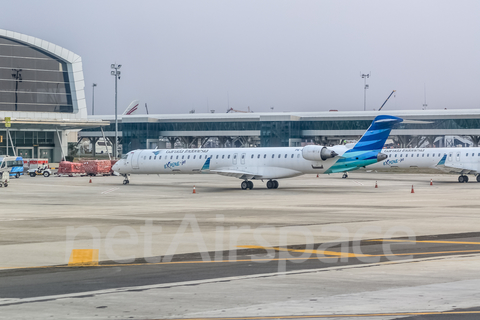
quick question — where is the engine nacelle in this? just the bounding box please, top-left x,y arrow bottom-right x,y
302,145 -> 338,161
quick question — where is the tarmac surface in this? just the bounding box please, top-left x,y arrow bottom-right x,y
1,171 -> 480,319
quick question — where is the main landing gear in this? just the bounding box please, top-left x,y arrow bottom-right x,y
122,174 -> 130,185
342,172 -> 349,179
266,180 -> 279,189
241,180 -> 254,190
458,175 -> 469,183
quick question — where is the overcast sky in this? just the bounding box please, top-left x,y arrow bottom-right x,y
2,0 -> 480,115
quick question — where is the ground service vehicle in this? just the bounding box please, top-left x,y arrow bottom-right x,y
0,156 -> 24,178
27,165 -> 52,177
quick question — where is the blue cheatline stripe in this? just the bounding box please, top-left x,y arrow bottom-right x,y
325,150 -> 379,174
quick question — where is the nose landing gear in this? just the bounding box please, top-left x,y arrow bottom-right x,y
122,174 -> 130,185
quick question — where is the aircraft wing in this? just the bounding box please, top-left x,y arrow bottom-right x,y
210,169 -> 262,180
435,155 -> 478,174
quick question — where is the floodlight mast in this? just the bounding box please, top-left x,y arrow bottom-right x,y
111,64 -> 121,159
92,83 -> 97,115
361,72 -> 370,111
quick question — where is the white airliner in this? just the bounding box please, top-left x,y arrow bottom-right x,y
112,115 -> 403,189
368,147 -> 480,183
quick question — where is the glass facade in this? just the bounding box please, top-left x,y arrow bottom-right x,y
0,130 -> 55,155
81,117 -> 480,153
0,37 -> 73,112
261,121 -> 301,147
300,119 -> 480,131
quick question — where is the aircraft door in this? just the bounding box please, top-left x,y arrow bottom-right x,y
233,153 -> 238,165
456,152 -> 463,167
240,153 -> 246,165
131,151 -> 141,169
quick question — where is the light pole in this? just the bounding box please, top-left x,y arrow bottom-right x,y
11,69 -> 22,111
92,83 -> 97,115
111,64 -> 121,159
361,73 -> 370,111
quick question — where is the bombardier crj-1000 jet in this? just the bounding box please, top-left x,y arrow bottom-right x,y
369,147 -> 480,183
112,115 -> 403,189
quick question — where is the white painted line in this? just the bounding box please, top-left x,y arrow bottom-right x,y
101,187 -> 119,195
353,180 -> 364,186
1,253 -> 478,307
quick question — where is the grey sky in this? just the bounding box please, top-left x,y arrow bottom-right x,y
2,0 -> 480,115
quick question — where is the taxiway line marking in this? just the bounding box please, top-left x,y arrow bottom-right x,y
369,239 -> 480,245
162,310 -> 480,320
238,245 -> 368,258
2,254 -> 480,307
101,187 -> 119,194
2,249 -> 480,270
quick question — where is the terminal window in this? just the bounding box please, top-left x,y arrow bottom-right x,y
0,37 -> 73,113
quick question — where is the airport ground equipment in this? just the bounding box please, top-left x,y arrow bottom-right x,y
0,156 -> 24,178
0,170 -> 9,187
28,166 -> 52,177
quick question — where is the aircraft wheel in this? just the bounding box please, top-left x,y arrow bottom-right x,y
247,181 -> 253,190
273,180 -> 279,189
241,181 -> 248,190
123,180 -> 129,185
342,173 -> 348,179
266,180 -> 274,189
30,172 -> 36,177
458,176 -> 465,183
477,175 -> 480,183
464,176 -> 469,183
4,183 -> 7,187
43,172 -> 50,177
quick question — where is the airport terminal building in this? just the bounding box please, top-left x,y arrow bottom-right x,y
0,29 -> 105,162
3,30 -> 479,160
84,109 -> 480,155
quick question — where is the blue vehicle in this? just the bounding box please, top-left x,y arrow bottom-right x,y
0,156 -> 24,178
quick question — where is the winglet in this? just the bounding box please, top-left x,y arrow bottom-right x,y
437,154 -> 447,166
201,157 -> 211,171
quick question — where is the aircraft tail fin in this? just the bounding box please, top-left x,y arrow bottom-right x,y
351,115 -> 403,152
324,115 -> 403,174
123,100 -> 140,115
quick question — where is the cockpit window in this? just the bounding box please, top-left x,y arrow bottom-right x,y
121,154 -> 128,160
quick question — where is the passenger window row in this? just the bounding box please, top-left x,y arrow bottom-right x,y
389,153 -> 446,158
144,153 -> 301,160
